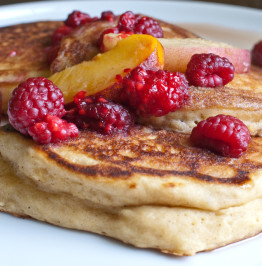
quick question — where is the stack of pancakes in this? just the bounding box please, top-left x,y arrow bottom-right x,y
0,16 -> 262,256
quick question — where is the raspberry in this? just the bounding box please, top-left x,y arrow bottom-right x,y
186,53 -> 235,87
99,11 -> 163,52
118,11 -> 137,32
51,25 -> 74,44
120,67 -> 189,117
8,77 -> 66,135
190,115 -> 251,158
117,11 -> 163,38
101,11 -> 115,22
133,16 -> 163,38
252,40 -> 262,67
28,114 -> 79,144
64,93 -> 135,135
64,10 -> 92,28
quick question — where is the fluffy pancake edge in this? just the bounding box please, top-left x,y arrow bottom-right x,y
1,125 -> 262,211
1,154 -> 262,256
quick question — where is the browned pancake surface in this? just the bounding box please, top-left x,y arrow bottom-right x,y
0,21 -> 62,111
40,126 -> 259,185
0,21 -> 62,83
167,66 -> 262,112
1,124 -> 262,211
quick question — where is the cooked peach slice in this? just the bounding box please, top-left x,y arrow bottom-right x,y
103,34 -> 251,74
49,34 -> 164,103
160,38 -> 250,74
102,33 -> 132,51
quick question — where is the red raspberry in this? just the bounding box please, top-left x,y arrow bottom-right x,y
121,67 -> 189,117
117,11 -> 163,38
118,11 -> 137,32
64,10 -> 92,28
190,114 -> 251,158
28,114 -> 79,144
186,53 -> 235,87
64,93 -> 135,135
101,11 -> 115,22
133,16 -> 163,38
252,40 -> 262,67
8,77 -> 66,135
51,25 -> 74,44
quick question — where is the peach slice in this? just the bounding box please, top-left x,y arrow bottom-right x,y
49,34 -> 164,103
102,33 -> 132,51
103,34 -> 251,74
160,38 -> 251,74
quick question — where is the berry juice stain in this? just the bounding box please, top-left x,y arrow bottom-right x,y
9,50 -> 17,57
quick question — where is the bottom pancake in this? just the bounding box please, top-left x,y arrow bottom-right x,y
0,155 -> 262,256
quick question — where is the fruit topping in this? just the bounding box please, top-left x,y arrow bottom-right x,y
64,10 -> 93,28
185,53 -> 235,87
190,114 -> 251,158
251,40 -> 262,67
118,11 -> 137,32
98,11 -> 163,50
101,32 -> 132,52
64,92 -> 135,135
133,16 -> 163,38
101,11 -> 115,22
28,114 -> 79,144
49,34 -> 164,103
159,38 -> 251,74
118,11 -> 163,38
120,67 -> 189,117
8,77 -> 66,135
98,27 -> 120,52
102,36 -> 251,74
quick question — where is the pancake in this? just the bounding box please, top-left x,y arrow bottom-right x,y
1,125 -> 262,256
0,20 -> 62,112
140,65 -> 262,136
50,16 -> 198,74
1,124 -> 262,212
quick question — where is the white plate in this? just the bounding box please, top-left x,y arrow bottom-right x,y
0,1 -> 262,266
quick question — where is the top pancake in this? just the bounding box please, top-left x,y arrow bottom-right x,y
1,124 -> 262,211
0,21 -> 62,112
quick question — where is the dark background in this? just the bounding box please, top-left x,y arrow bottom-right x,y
200,0 -> 262,9
0,0 -> 261,9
